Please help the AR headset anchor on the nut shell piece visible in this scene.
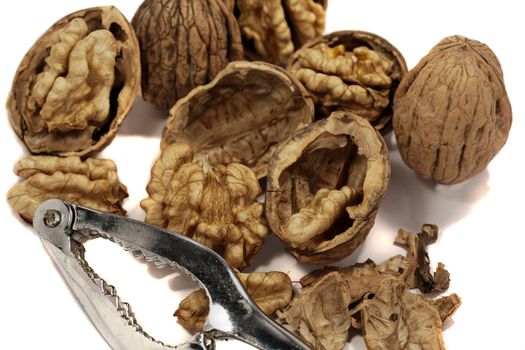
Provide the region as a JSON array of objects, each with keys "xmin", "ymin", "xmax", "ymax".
[
  {"xmin": 393, "ymin": 35, "xmax": 512, "ymax": 184},
  {"xmin": 7, "ymin": 155, "xmax": 128, "ymax": 222},
  {"xmin": 131, "ymin": 0, "xmax": 243, "ymax": 109},
  {"xmin": 266, "ymin": 111, "xmax": 390, "ymax": 264},
  {"xmin": 7, "ymin": 7, "xmax": 141, "ymax": 157},
  {"xmin": 288, "ymin": 30, "xmax": 407, "ymax": 131},
  {"xmin": 162, "ymin": 61, "xmax": 314, "ymax": 179}
]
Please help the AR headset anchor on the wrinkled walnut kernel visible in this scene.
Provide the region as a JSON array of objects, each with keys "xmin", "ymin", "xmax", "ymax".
[
  {"xmin": 141, "ymin": 143, "xmax": 268, "ymax": 269},
  {"xmin": 7, "ymin": 7, "xmax": 140, "ymax": 157},
  {"xmin": 7, "ymin": 155, "xmax": 128, "ymax": 222}
]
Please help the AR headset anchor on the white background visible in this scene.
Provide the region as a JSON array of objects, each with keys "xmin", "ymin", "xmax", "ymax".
[{"xmin": 1, "ymin": 1, "xmax": 524, "ymax": 349}]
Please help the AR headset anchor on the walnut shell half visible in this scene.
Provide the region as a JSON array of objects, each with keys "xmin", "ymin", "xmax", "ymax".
[
  {"xmin": 7, "ymin": 7, "xmax": 141, "ymax": 157},
  {"xmin": 266, "ymin": 112, "xmax": 390, "ymax": 264},
  {"xmin": 162, "ymin": 61, "xmax": 314, "ymax": 179},
  {"xmin": 288, "ymin": 30, "xmax": 407, "ymax": 132}
]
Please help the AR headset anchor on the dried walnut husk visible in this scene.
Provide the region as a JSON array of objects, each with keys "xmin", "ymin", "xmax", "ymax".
[
  {"xmin": 162, "ymin": 61, "xmax": 314, "ymax": 179},
  {"xmin": 7, "ymin": 7, "xmax": 140, "ymax": 157},
  {"xmin": 141, "ymin": 143, "xmax": 268, "ymax": 269},
  {"xmin": 393, "ymin": 35, "xmax": 512, "ymax": 184},
  {"xmin": 266, "ymin": 111, "xmax": 390, "ymax": 264},
  {"xmin": 235, "ymin": 0, "xmax": 327, "ymax": 65},
  {"xmin": 288, "ymin": 30, "xmax": 407, "ymax": 131},
  {"xmin": 176, "ymin": 271, "xmax": 292, "ymax": 332},
  {"xmin": 132, "ymin": 0, "xmax": 243, "ymax": 109},
  {"xmin": 7, "ymin": 155, "xmax": 128, "ymax": 222}
]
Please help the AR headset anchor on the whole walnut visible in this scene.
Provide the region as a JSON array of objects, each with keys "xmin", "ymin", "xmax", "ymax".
[
  {"xmin": 393, "ymin": 35, "xmax": 512, "ymax": 184},
  {"xmin": 132, "ymin": 0, "xmax": 243, "ymax": 109},
  {"xmin": 7, "ymin": 7, "xmax": 141, "ymax": 157}
]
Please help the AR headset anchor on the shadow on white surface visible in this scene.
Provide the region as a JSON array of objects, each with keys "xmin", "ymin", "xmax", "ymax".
[{"xmin": 118, "ymin": 98, "xmax": 168, "ymax": 137}]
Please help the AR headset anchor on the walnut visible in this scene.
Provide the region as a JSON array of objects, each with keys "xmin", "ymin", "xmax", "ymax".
[
  {"xmin": 277, "ymin": 271, "xmax": 351, "ymax": 350},
  {"xmin": 7, "ymin": 7, "xmax": 141, "ymax": 157},
  {"xmin": 175, "ymin": 271, "xmax": 292, "ymax": 332},
  {"xmin": 162, "ymin": 61, "xmax": 314, "ymax": 179},
  {"xmin": 131, "ymin": 0, "xmax": 243, "ymax": 109},
  {"xmin": 235, "ymin": 0, "xmax": 327, "ymax": 65},
  {"xmin": 266, "ymin": 111, "xmax": 390, "ymax": 264},
  {"xmin": 288, "ymin": 30, "xmax": 408, "ymax": 131},
  {"xmin": 7, "ymin": 155, "xmax": 128, "ymax": 222},
  {"xmin": 141, "ymin": 143, "xmax": 268, "ymax": 269},
  {"xmin": 393, "ymin": 35, "xmax": 512, "ymax": 184}
]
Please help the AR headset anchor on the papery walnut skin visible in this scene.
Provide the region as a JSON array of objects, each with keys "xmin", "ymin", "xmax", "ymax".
[
  {"xmin": 141, "ymin": 143, "xmax": 268, "ymax": 269},
  {"xmin": 288, "ymin": 30, "xmax": 407, "ymax": 131},
  {"xmin": 7, "ymin": 155, "xmax": 127, "ymax": 222},
  {"xmin": 132, "ymin": 0, "xmax": 243, "ymax": 110},
  {"xmin": 237, "ymin": 0, "xmax": 327, "ymax": 65},
  {"xmin": 393, "ymin": 35, "xmax": 512, "ymax": 184},
  {"xmin": 7, "ymin": 7, "xmax": 140, "ymax": 157},
  {"xmin": 162, "ymin": 61, "xmax": 314, "ymax": 179},
  {"xmin": 266, "ymin": 111, "xmax": 390, "ymax": 264}
]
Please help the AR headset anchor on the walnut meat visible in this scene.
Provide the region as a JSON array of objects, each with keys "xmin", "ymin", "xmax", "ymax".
[
  {"xmin": 266, "ymin": 112, "xmax": 390, "ymax": 264},
  {"xmin": 7, "ymin": 7, "xmax": 141, "ymax": 157},
  {"xmin": 236, "ymin": 0, "xmax": 327, "ymax": 65},
  {"xmin": 393, "ymin": 35, "xmax": 512, "ymax": 184},
  {"xmin": 175, "ymin": 271, "xmax": 292, "ymax": 332},
  {"xmin": 7, "ymin": 155, "xmax": 128, "ymax": 222},
  {"xmin": 131, "ymin": 0, "xmax": 243, "ymax": 109},
  {"xmin": 162, "ymin": 61, "xmax": 314, "ymax": 179},
  {"xmin": 288, "ymin": 30, "xmax": 408, "ymax": 131},
  {"xmin": 141, "ymin": 143, "xmax": 268, "ymax": 269}
]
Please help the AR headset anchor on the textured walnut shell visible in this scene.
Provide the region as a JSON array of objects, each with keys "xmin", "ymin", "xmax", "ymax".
[
  {"xmin": 162, "ymin": 61, "xmax": 314, "ymax": 179},
  {"xmin": 393, "ymin": 35, "xmax": 512, "ymax": 184},
  {"xmin": 235, "ymin": 0, "xmax": 327, "ymax": 65},
  {"xmin": 131, "ymin": 0, "xmax": 243, "ymax": 109},
  {"xmin": 266, "ymin": 112, "xmax": 390, "ymax": 264},
  {"xmin": 288, "ymin": 30, "xmax": 407, "ymax": 131},
  {"xmin": 7, "ymin": 7, "xmax": 140, "ymax": 157}
]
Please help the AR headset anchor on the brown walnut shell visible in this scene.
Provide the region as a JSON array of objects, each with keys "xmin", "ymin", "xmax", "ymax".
[
  {"xmin": 288, "ymin": 30, "xmax": 407, "ymax": 132},
  {"xmin": 162, "ymin": 61, "xmax": 315, "ymax": 179},
  {"xmin": 266, "ymin": 111, "xmax": 390, "ymax": 264},
  {"xmin": 7, "ymin": 7, "xmax": 140, "ymax": 157},
  {"xmin": 132, "ymin": 0, "xmax": 243, "ymax": 109},
  {"xmin": 393, "ymin": 35, "xmax": 512, "ymax": 184},
  {"xmin": 235, "ymin": 0, "xmax": 327, "ymax": 65}
]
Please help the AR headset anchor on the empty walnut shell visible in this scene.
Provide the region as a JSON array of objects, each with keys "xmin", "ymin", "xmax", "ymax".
[
  {"xmin": 162, "ymin": 61, "xmax": 314, "ymax": 179},
  {"xmin": 393, "ymin": 35, "xmax": 512, "ymax": 184},
  {"xmin": 266, "ymin": 111, "xmax": 390, "ymax": 264},
  {"xmin": 288, "ymin": 30, "xmax": 407, "ymax": 131},
  {"xmin": 235, "ymin": 0, "xmax": 327, "ymax": 65},
  {"xmin": 132, "ymin": 0, "xmax": 243, "ymax": 109},
  {"xmin": 7, "ymin": 7, "xmax": 141, "ymax": 157}
]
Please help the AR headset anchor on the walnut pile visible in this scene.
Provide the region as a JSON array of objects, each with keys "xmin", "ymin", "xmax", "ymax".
[
  {"xmin": 131, "ymin": 0, "xmax": 243, "ymax": 109},
  {"xmin": 278, "ymin": 224, "xmax": 461, "ymax": 350},
  {"xmin": 7, "ymin": 7, "xmax": 141, "ymax": 157},
  {"xmin": 7, "ymin": 155, "xmax": 128, "ymax": 222},
  {"xmin": 393, "ymin": 35, "xmax": 512, "ymax": 184},
  {"xmin": 162, "ymin": 61, "xmax": 314, "ymax": 179},
  {"xmin": 266, "ymin": 111, "xmax": 390, "ymax": 264},
  {"xmin": 234, "ymin": 0, "xmax": 327, "ymax": 65},
  {"xmin": 288, "ymin": 30, "xmax": 407, "ymax": 131},
  {"xmin": 175, "ymin": 271, "xmax": 293, "ymax": 332},
  {"xmin": 141, "ymin": 143, "xmax": 268, "ymax": 269}
]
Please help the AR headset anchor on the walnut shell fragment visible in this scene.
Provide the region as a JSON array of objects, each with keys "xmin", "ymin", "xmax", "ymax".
[
  {"xmin": 288, "ymin": 30, "xmax": 407, "ymax": 131},
  {"xmin": 7, "ymin": 155, "xmax": 128, "ymax": 222},
  {"xmin": 236, "ymin": 0, "xmax": 327, "ymax": 65},
  {"xmin": 131, "ymin": 0, "xmax": 243, "ymax": 109},
  {"xmin": 7, "ymin": 7, "xmax": 141, "ymax": 157},
  {"xmin": 141, "ymin": 143, "xmax": 268, "ymax": 269},
  {"xmin": 162, "ymin": 61, "xmax": 314, "ymax": 179},
  {"xmin": 176, "ymin": 271, "xmax": 292, "ymax": 332},
  {"xmin": 393, "ymin": 35, "xmax": 512, "ymax": 184},
  {"xmin": 266, "ymin": 111, "xmax": 390, "ymax": 264}
]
